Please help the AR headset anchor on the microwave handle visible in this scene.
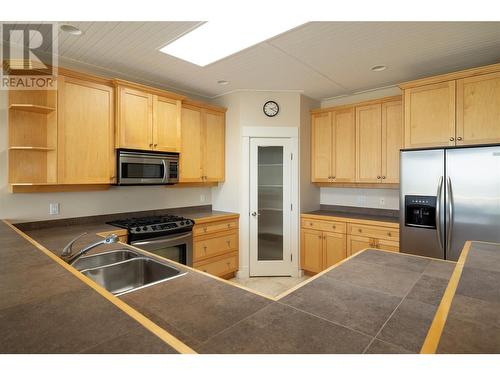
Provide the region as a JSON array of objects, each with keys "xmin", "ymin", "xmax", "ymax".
[{"xmin": 162, "ymin": 159, "xmax": 168, "ymax": 183}]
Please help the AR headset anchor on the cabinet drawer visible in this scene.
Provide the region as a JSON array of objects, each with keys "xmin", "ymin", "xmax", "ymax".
[
  {"xmin": 193, "ymin": 230, "xmax": 238, "ymax": 261},
  {"xmin": 193, "ymin": 219, "xmax": 239, "ymax": 236},
  {"xmin": 301, "ymin": 219, "xmax": 346, "ymax": 234},
  {"xmin": 194, "ymin": 252, "xmax": 238, "ymax": 277},
  {"xmin": 349, "ymin": 223, "xmax": 399, "ymax": 241}
]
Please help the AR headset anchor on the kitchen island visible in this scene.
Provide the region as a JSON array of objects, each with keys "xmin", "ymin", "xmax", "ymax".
[{"xmin": 2, "ymin": 211, "xmax": 494, "ymax": 354}]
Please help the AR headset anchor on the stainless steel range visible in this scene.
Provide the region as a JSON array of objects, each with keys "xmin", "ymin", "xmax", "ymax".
[{"xmin": 107, "ymin": 214, "xmax": 194, "ymax": 266}]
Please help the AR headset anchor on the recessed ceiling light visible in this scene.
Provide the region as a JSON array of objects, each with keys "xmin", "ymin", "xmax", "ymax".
[
  {"xmin": 160, "ymin": 21, "xmax": 305, "ymax": 67},
  {"xmin": 60, "ymin": 24, "xmax": 83, "ymax": 36},
  {"xmin": 217, "ymin": 80, "xmax": 229, "ymax": 85},
  {"xmin": 370, "ymin": 65, "xmax": 387, "ymax": 72}
]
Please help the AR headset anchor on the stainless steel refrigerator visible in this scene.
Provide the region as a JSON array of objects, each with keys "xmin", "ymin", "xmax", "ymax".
[{"xmin": 400, "ymin": 145, "xmax": 500, "ymax": 261}]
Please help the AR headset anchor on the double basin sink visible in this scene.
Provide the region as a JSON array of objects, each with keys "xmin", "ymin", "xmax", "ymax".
[{"xmin": 73, "ymin": 249, "xmax": 185, "ymax": 296}]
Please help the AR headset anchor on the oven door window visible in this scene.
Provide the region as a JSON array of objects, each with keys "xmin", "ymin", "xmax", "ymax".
[
  {"xmin": 145, "ymin": 244, "xmax": 187, "ymax": 264},
  {"xmin": 121, "ymin": 162, "xmax": 164, "ymax": 179}
]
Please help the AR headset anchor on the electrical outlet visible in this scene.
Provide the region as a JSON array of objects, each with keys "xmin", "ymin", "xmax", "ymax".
[
  {"xmin": 49, "ymin": 203, "xmax": 59, "ymax": 215},
  {"xmin": 379, "ymin": 198, "xmax": 385, "ymax": 207}
]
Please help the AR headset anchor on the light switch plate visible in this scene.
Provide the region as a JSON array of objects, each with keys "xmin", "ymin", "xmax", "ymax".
[{"xmin": 49, "ymin": 202, "xmax": 59, "ymax": 215}]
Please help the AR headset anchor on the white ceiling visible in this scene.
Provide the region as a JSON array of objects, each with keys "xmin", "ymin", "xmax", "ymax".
[{"xmin": 2, "ymin": 21, "xmax": 500, "ymax": 100}]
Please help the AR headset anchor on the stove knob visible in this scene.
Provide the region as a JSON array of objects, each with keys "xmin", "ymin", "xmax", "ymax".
[
  {"xmin": 151, "ymin": 225, "xmax": 157, "ymax": 230},
  {"xmin": 180, "ymin": 221, "xmax": 185, "ymax": 226},
  {"xmin": 143, "ymin": 226, "xmax": 148, "ymax": 231},
  {"xmin": 136, "ymin": 227, "xmax": 141, "ymax": 232}
]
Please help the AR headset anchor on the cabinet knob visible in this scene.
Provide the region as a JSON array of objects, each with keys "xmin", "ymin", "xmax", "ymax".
[
  {"xmin": 377, "ymin": 176, "xmax": 381, "ymax": 179},
  {"xmin": 358, "ymin": 229, "xmax": 362, "ymax": 233},
  {"xmin": 382, "ymin": 176, "xmax": 386, "ymax": 179},
  {"xmin": 203, "ymin": 227, "xmax": 208, "ymax": 232},
  {"xmin": 449, "ymin": 137, "xmax": 455, "ymax": 141},
  {"xmin": 149, "ymin": 143, "xmax": 153, "ymax": 147},
  {"xmin": 226, "ymin": 261, "xmax": 230, "ymax": 267},
  {"xmin": 154, "ymin": 143, "xmax": 158, "ymax": 147},
  {"xmin": 387, "ymin": 232, "xmax": 392, "ymax": 236},
  {"xmin": 457, "ymin": 137, "xmax": 463, "ymax": 141},
  {"xmin": 310, "ymin": 222, "xmax": 313, "ymax": 226},
  {"xmin": 226, "ymin": 240, "xmax": 231, "ymax": 247},
  {"xmin": 332, "ymin": 225, "xmax": 336, "ymax": 229},
  {"xmin": 318, "ymin": 235, "xmax": 322, "ymax": 239},
  {"xmin": 227, "ymin": 224, "xmax": 231, "ymax": 228},
  {"xmin": 203, "ymin": 246, "xmax": 207, "ymax": 253}
]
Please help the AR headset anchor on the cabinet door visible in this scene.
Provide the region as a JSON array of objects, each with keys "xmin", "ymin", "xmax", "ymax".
[
  {"xmin": 332, "ymin": 108, "xmax": 355, "ymax": 182},
  {"xmin": 117, "ymin": 87, "xmax": 152, "ymax": 150},
  {"xmin": 457, "ymin": 72, "xmax": 500, "ymax": 145},
  {"xmin": 301, "ymin": 229, "xmax": 324, "ymax": 273},
  {"xmin": 376, "ymin": 239, "xmax": 400, "ymax": 252},
  {"xmin": 180, "ymin": 106, "xmax": 203, "ymax": 182},
  {"xmin": 381, "ymin": 100, "xmax": 403, "ymax": 183},
  {"xmin": 356, "ymin": 104, "xmax": 382, "ymax": 183},
  {"xmin": 323, "ymin": 232, "xmax": 347, "ymax": 269},
  {"xmin": 58, "ymin": 76, "xmax": 114, "ymax": 184},
  {"xmin": 347, "ymin": 235, "xmax": 372, "ymax": 257},
  {"xmin": 153, "ymin": 95, "xmax": 181, "ymax": 152},
  {"xmin": 404, "ymin": 81, "xmax": 456, "ymax": 148},
  {"xmin": 311, "ymin": 112, "xmax": 332, "ymax": 182},
  {"xmin": 204, "ymin": 110, "xmax": 225, "ymax": 182}
]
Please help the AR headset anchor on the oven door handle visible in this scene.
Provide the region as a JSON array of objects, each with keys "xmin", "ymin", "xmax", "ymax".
[{"xmin": 131, "ymin": 232, "xmax": 192, "ymax": 246}]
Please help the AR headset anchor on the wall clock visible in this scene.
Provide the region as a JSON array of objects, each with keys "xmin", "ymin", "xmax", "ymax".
[{"xmin": 263, "ymin": 100, "xmax": 279, "ymax": 117}]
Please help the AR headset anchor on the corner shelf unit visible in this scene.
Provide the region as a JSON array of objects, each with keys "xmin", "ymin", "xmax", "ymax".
[{"xmin": 8, "ymin": 89, "xmax": 58, "ymax": 185}]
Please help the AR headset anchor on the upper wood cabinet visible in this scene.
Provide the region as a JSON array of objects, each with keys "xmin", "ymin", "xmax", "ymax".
[
  {"xmin": 311, "ymin": 107, "xmax": 355, "ymax": 183},
  {"xmin": 115, "ymin": 80, "xmax": 184, "ymax": 152},
  {"xmin": 456, "ymin": 71, "xmax": 500, "ymax": 145},
  {"xmin": 312, "ymin": 96, "xmax": 402, "ymax": 186},
  {"xmin": 356, "ymin": 100, "xmax": 402, "ymax": 184},
  {"xmin": 403, "ymin": 81, "xmax": 456, "ymax": 148},
  {"xmin": 180, "ymin": 102, "xmax": 226, "ymax": 183},
  {"xmin": 400, "ymin": 63, "xmax": 500, "ymax": 149},
  {"xmin": 382, "ymin": 100, "xmax": 403, "ymax": 183},
  {"xmin": 356, "ymin": 104, "xmax": 382, "ymax": 183},
  {"xmin": 153, "ymin": 95, "xmax": 181, "ymax": 152},
  {"xmin": 58, "ymin": 75, "xmax": 115, "ymax": 184}
]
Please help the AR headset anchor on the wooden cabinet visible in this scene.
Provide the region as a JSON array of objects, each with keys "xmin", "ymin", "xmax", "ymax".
[
  {"xmin": 401, "ymin": 63, "xmax": 500, "ymax": 149},
  {"xmin": 403, "ymin": 81, "xmax": 456, "ymax": 148},
  {"xmin": 311, "ymin": 97, "xmax": 401, "ymax": 186},
  {"xmin": 115, "ymin": 80, "xmax": 183, "ymax": 152},
  {"xmin": 311, "ymin": 107, "xmax": 355, "ymax": 183},
  {"xmin": 382, "ymin": 100, "xmax": 403, "ymax": 183},
  {"xmin": 356, "ymin": 104, "xmax": 382, "ymax": 183},
  {"xmin": 347, "ymin": 222, "xmax": 400, "ymax": 256},
  {"xmin": 456, "ymin": 71, "xmax": 500, "ymax": 145},
  {"xmin": 57, "ymin": 75, "xmax": 115, "ymax": 184},
  {"xmin": 193, "ymin": 216, "xmax": 239, "ymax": 279},
  {"xmin": 153, "ymin": 95, "xmax": 181, "ymax": 152},
  {"xmin": 180, "ymin": 102, "xmax": 226, "ymax": 183},
  {"xmin": 301, "ymin": 214, "xmax": 399, "ymax": 273},
  {"xmin": 301, "ymin": 221, "xmax": 347, "ymax": 274},
  {"xmin": 355, "ymin": 99, "xmax": 403, "ymax": 184}
]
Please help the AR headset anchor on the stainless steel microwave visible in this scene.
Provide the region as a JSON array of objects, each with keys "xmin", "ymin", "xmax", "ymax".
[{"xmin": 117, "ymin": 149, "xmax": 179, "ymax": 185}]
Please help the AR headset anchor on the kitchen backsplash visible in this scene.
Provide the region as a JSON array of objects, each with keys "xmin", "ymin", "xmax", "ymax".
[{"xmin": 320, "ymin": 187, "xmax": 399, "ymax": 210}]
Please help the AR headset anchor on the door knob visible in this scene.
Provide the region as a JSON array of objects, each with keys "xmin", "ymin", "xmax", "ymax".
[{"xmin": 251, "ymin": 212, "xmax": 260, "ymax": 217}]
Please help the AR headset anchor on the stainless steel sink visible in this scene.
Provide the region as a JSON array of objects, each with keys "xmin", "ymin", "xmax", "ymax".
[
  {"xmin": 72, "ymin": 249, "xmax": 139, "ymax": 271},
  {"xmin": 81, "ymin": 257, "xmax": 185, "ymax": 296}
]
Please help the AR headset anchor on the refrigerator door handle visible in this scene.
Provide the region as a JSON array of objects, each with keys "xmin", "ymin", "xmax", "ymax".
[
  {"xmin": 446, "ymin": 176, "xmax": 454, "ymax": 258},
  {"xmin": 435, "ymin": 176, "xmax": 444, "ymax": 252}
]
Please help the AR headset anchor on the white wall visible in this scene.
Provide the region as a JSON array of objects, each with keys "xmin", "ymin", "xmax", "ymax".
[
  {"xmin": 0, "ymin": 86, "xmax": 211, "ymax": 223},
  {"xmin": 319, "ymin": 86, "xmax": 401, "ymax": 211},
  {"xmin": 299, "ymin": 95, "xmax": 320, "ymax": 212},
  {"xmin": 320, "ymin": 188, "xmax": 399, "ymax": 210}
]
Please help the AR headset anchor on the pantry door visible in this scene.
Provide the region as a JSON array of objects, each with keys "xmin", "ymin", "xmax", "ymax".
[{"xmin": 249, "ymin": 138, "xmax": 293, "ymax": 276}]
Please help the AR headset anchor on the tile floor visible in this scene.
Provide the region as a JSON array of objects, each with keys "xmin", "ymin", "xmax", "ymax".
[{"xmin": 229, "ymin": 275, "xmax": 310, "ymax": 297}]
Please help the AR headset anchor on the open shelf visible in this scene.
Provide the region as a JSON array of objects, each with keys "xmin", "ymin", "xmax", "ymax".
[
  {"xmin": 9, "ymin": 104, "xmax": 56, "ymax": 114},
  {"xmin": 258, "ymin": 184, "xmax": 283, "ymax": 188},
  {"xmin": 9, "ymin": 146, "xmax": 55, "ymax": 151}
]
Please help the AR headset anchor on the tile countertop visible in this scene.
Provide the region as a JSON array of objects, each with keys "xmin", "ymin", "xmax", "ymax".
[
  {"xmin": 302, "ymin": 205, "xmax": 400, "ymax": 225},
  {"xmin": 2, "ymin": 210, "xmax": 467, "ymax": 354},
  {"xmin": 435, "ymin": 241, "xmax": 500, "ymax": 353}
]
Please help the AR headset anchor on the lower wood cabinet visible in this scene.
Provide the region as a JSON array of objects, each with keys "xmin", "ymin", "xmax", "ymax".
[
  {"xmin": 192, "ymin": 216, "xmax": 239, "ymax": 279},
  {"xmin": 301, "ymin": 214, "xmax": 399, "ymax": 274}
]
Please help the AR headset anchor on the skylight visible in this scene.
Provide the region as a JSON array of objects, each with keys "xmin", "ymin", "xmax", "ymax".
[{"xmin": 159, "ymin": 21, "xmax": 305, "ymax": 67}]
